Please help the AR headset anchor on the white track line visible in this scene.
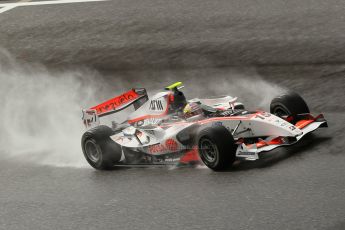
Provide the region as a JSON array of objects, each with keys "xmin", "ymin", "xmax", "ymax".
[
  {"xmin": 0, "ymin": 0, "xmax": 30, "ymax": 13},
  {"xmin": 0, "ymin": 0, "xmax": 107, "ymax": 7},
  {"xmin": 0, "ymin": 0, "xmax": 108, "ymax": 14},
  {"xmin": 0, "ymin": 6, "xmax": 17, "ymax": 13}
]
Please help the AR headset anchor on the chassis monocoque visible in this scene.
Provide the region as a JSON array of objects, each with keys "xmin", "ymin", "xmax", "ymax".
[{"xmin": 81, "ymin": 82, "xmax": 327, "ymax": 171}]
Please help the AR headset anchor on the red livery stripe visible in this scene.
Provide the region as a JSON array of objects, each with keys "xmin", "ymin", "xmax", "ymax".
[{"xmin": 91, "ymin": 89, "xmax": 139, "ymax": 115}]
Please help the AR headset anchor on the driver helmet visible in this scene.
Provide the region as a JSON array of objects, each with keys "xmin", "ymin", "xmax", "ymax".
[{"xmin": 183, "ymin": 102, "xmax": 202, "ymax": 118}]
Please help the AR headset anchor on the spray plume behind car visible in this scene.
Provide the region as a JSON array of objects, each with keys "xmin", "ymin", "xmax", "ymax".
[{"xmin": 0, "ymin": 48, "xmax": 289, "ymax": 168}]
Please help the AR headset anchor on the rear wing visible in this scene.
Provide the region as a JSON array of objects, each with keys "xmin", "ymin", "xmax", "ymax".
[{"xmin": 82, "ymin": 88, "xmax": 148, "ymax": 128}]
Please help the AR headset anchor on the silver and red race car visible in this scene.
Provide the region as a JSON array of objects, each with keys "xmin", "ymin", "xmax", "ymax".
[{"xmin": 81, "ymin": 82, "xmax": 327, "ymax": 171}]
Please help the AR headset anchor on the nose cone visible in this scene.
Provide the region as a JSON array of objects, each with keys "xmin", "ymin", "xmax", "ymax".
[{"xmin": 251, "ymin": 112, "xmax": 303, "ymax": 137}]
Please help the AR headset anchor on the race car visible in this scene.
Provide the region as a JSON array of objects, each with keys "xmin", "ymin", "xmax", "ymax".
[{"xmin": 81, "ymin": 82, "xmax": 327, "ymax": 171}]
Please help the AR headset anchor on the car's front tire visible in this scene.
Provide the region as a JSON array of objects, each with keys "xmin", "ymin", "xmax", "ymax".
[
  {"xmin": 270, "ymin": 91, "xmax": 310, "ymax": 118},
  {"xmin": 197, "ymin": 126, "xmax": 237, "ymax": 171},
  {"xmin": 81, "ymin": 125, "xmax": 122, "ymax": 170}
]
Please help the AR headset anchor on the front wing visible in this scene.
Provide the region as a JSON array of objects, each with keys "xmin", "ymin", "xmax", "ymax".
[{"xmin": 236, "ymin": 114, "xmax": 327, "ymax": 160}]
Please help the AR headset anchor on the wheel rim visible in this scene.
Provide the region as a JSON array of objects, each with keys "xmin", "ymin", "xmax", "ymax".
[
  {"xmin": 85, "ymin": 139, "xmax": 101, "ymax": 163},
  {"xmin": 199, "ymin": 138, "xmax": 218, "ymax": 163},
  {"xmin": 273, "ymin": 107, "xmax": 290, "ymax": 117}
]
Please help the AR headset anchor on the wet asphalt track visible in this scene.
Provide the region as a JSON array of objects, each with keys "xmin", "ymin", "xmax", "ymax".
[{"xmin": 1, "ymin": 0, "xmax": 345, "ymax": 229}]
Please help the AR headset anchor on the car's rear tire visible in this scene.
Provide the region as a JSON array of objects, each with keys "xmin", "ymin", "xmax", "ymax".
[
  {"xmin": 81, "ymin": 125, "xmax": 122, "ymax": 170},
  {"xmin": 197, "ymin": 126, "xmax": 237, "ymax": 171},
  {"xmin": 270, "ymin": 91, "xmax": 310, "ymax": 118}
]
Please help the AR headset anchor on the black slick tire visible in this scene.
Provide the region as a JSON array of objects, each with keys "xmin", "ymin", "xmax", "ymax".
[
  {"xmin": 197, "ymin": 126, "xmax": 237, "ymax": 171},
  {"xmin": 270, "ymin": 92, "xmax": 310, "ymax": 118},
  {"xmin": 81, "ymin": 125, "xmax": 122, "ymax": 170}
]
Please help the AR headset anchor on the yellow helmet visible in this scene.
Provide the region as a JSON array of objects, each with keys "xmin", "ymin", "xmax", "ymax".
[
  {"xmin": 183, "ymin": 103, "xmax": 193, "ymax": 114},
  {"xmin": 183, "ymin": 102, "xmax": 202, "ymax": 117}
]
